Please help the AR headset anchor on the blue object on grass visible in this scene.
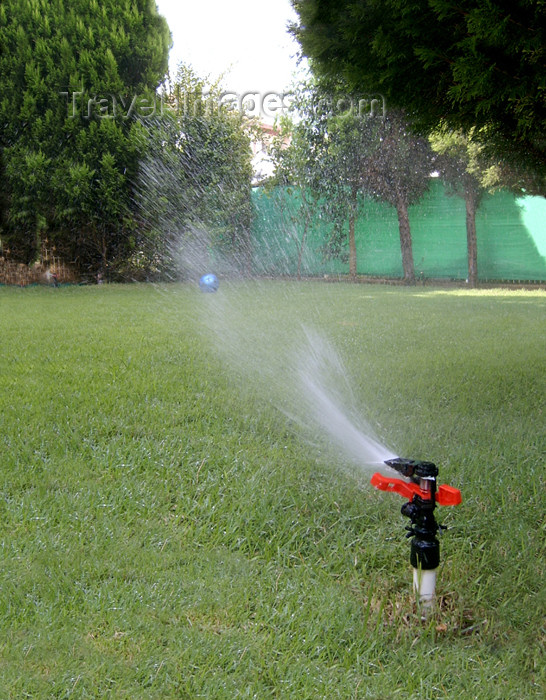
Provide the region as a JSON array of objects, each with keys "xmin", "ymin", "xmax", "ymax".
[{"xmin": 199, "ymin": 273, "xmax": 219, "ymax": 292}]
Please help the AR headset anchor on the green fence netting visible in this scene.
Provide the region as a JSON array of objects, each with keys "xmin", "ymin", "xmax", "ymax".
[{"xmin": 250, "ymin": 180, "xmax": 546, "ymax": 282}]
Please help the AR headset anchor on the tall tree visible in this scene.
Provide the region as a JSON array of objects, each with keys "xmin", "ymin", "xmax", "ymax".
[
  {"xmin": 291, "ymin": 0, "xmax": 546, "ymax": 192},
  {"xmin": 322, "ymin": 107, "xmax": 378, "ymax": 278},
  {"xmin": 135, "ymin": 65, "xmax": 254, "ymax": 279},
  {"xmin": 270, "ymin": 79, "xmax": 434, "ymax": 282},
  {"xmin": 430, "ymin": 129, "xmax": 487, "ymax": 287},
  {"xmin": 366, "ymin": 111, "xmax": 436, "ymax": 283},
  {"xmin": 267, "ymin": 119, "xmax": 319, "ymax": 279},
  {"xmin": 270, "ymin": 78, "xmax": 380, "ymax": 278},
  {"xmin": 0, "ymin": 0, "xmax": 171, "ymax": 272}
]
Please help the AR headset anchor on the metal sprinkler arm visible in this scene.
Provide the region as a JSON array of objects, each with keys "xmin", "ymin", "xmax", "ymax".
[{"xmin": 384, "ymin": 457, "xmax": 438, "ymax": 482}]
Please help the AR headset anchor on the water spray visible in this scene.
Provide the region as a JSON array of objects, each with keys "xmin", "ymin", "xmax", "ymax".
[{"xmin": 371, "ymin": 458, "xmax": 461, "ymax": 613}]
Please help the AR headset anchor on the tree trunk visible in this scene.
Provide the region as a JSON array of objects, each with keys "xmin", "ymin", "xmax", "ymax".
[
  {"xmin": 297, "ymin": 218, "xmax": 308, "ymax": 280},
  {"xmin": 297, "ymin": 192, "xmax": 311, "ymax": 280},
  {"xmin": 101, "ymin": 232, "xmax": 108, "ymax": 280},
  {"xmin": 465, "ymin": 193, "xmax": 478, "ymax": 287},
  {"xmin": 35, "ymin": 223, "xmax": 41, "ymax": 264},
  {"xmin": 243, "ymin": 228, "xmax": 253, "ymax": 276},
  {"xmin": 348, "ymin": 187, "xmax": 357, "ymax": 279},
  {"xmin": 396, "ymin": 197, "xmax": 415, "ymax": 283},
  {"xmin": 232, "ymin": 220, "xmax": 253, "ymax": 276}
]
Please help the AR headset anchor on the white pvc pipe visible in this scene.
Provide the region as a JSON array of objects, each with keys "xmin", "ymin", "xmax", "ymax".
[{"xmin": 413, "ymin": 567, "xmax": 437, "ymax": 612}]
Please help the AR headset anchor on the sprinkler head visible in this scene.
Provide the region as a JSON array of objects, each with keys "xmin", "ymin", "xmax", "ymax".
[
  {"xmin": 384, "ymin": 457, "xmax": 438, "ymax": 482},
  {"xmin": 371, "ymin": 457, "xmax": 462, "ymax": 611}
]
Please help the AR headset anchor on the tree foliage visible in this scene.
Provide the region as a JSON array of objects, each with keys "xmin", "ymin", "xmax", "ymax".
[
  {"xmin": 273, "ymin": 78, "xmax": 380, "ymax": 277},
  {"xmin": 267, "ymin": 85, "xmax": 330, "ymax": 277},
  {"xmin": 134, "ymin": 66, "xmax": 254, "ymax": 279},
  {"xmin": 270, "ymin": 78, "xmax": 434, "ymax": 282},
  {"xmin": 0, "ymin": 0, "xmax": 171, "ymax": 273},
  {"xmin": 365, "ymin": 111, "xmax": 435, "ymax": 282},
  {"xmin": 291, "ymin": 0, "xmax": 546, "ymax": 192}
]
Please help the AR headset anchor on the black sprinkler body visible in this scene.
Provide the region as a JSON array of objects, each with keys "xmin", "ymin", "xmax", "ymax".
[
  {"xmin": 385, "ymin": 458, "xmax": 441, "ymax": 571},
  {"xmin": 371, "ymin": 458, "xmax": 462, "ymax": 609}
]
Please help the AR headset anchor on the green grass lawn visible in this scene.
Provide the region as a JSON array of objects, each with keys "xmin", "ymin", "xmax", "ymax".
[{"xmin": 0, "ymin": 282, "xmax": 544, "ymax": 699}]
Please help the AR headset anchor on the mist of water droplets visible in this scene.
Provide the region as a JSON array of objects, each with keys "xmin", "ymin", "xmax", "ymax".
[{"xmin": 137, "ymin": 137, "xmax": 396, "ymax": 472}]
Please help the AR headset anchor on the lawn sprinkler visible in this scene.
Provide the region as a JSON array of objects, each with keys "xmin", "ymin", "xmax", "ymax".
[
  {"xmin": 371, "ymin": 458, "xmax": 461, "ymax": 613},
  {"xmin": 199, "ymin": 273, "xmax": 219, "ymax": 293}
]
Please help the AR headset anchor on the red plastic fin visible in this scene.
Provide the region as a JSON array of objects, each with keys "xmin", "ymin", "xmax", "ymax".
[
  {"xmin": 370, "ymin": 472, "xmax": 424, "ymax": 500},
  {"xmin": 370, "ymin": 473, "xmax": 462, "ymax": 506},
  {"xmin": 436, "ymin": 484, "xmax": 462, "ymax": 506}
]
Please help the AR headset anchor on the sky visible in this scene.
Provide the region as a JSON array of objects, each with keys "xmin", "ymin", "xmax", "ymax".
[{"xmin": 154, "ymin": 0, "xmax": 303, "ymax": 97}]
